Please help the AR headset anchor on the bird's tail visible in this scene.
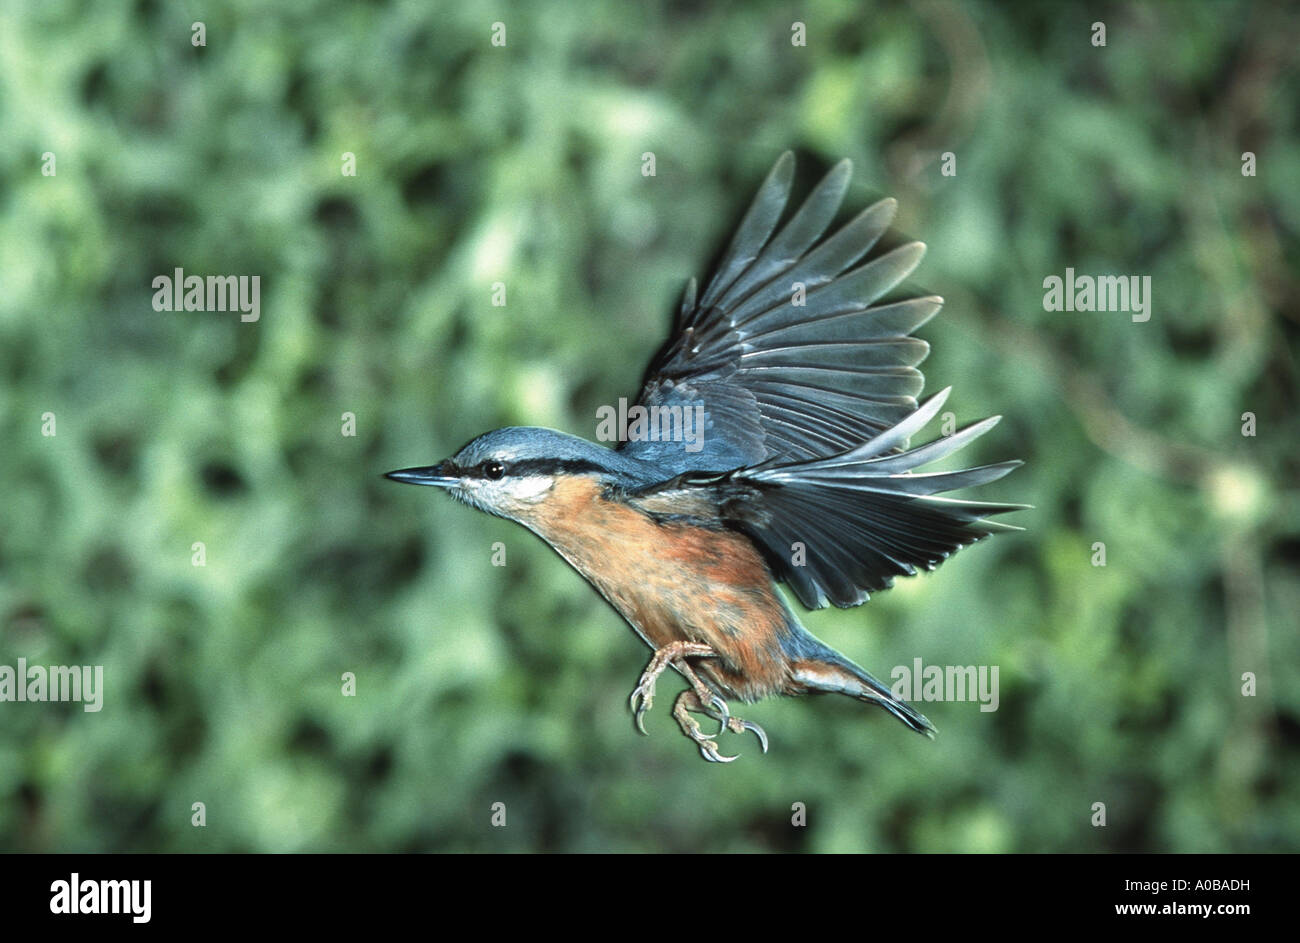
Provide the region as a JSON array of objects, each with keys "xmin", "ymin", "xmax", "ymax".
[{"xmin": 784, "ymin": 629, "xmax": 935, "ymax": 737}]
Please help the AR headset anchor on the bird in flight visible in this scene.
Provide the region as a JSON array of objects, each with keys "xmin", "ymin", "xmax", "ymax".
[{"xmin": 386, "ymin": 152, "xmax": 1024, "ymax": 761}]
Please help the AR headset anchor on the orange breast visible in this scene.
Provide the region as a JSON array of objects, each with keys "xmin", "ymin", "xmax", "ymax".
[{"xmin": 518, "ymin": 476, "xmax": 793, "ymax": 700}]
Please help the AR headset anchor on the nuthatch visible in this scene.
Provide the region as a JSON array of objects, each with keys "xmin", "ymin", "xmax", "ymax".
[{"xmin": 387, "ymin": 153, "xmax": 1024, "ymax": 761}]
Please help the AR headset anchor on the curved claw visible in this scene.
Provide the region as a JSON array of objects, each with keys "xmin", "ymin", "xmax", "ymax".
[
  {"xmin": 698, "ymin": 740, "xmax": 739, "ymax": 763},
  {"xmin": 629, "ymin": 683, "xmax": 653, "ymax": 735},
  {"xmin": 735, "ymin": 718, "xmax": 769, "ymax": 753},
  {"xmin": 708, "ymin": 694, "xmax": 730, "ymax": 737}
]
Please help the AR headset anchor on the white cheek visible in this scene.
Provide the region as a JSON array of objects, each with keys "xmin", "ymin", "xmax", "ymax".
[{"xmin": 505, "ymin": 475, "xmax": 555, "ymax": 503}]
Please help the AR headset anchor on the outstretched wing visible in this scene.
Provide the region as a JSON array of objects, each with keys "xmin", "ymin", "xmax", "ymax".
[
  {"xmin": 619, "ymin": 151, "xmax": 941, "ymax": 476},
  {"xmin": 722, "ymin": 388, "xmax": 1025, "ymax": 608},
  {"xmin": 629, "ymin": 389, "xmax": 1026, "ymax": 610}
]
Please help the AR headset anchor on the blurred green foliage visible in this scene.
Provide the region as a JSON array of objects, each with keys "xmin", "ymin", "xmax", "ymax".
[{"xmin": 1, "ymin": 0, "xmax": 1297, "ymax": 853}]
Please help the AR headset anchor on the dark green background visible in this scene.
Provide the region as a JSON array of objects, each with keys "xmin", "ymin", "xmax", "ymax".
[{"xmin": 1, "ymin": 0, "xmax": 1296, "ymax": 852}]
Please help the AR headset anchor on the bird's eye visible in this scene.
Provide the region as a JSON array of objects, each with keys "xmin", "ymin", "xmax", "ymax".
[{"xmin": 482, "ymin": 461, "xmax": 506, "ymax": 480}]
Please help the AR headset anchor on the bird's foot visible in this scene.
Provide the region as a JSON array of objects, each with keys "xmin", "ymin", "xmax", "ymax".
[
  {"xmin": 673, "ymin": 690, "xmax": 736, "ymax": 762},
  {"xmin": 629, "ymin": 641, "xmax": 718, "ymax": 735},
  {"xmin": 672, "ymin": 689, "xmax": 768, "ymax": 762},
  {"xmin": 722, "ymin": 715, "xmax": 770, "ymax": 754}
]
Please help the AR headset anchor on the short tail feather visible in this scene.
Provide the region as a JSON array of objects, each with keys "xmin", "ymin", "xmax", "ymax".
[{"xmin": 788, "ymin": 636, "xmax": 936, "ymax": 737}]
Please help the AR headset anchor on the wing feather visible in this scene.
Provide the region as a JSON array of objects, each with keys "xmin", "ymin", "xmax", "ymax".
[{"xmin": 624, "ymin": 153, "xmax": 939, "ymax": 473}]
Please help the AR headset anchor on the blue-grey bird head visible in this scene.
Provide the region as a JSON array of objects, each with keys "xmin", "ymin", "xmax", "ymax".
[{"xmin": 384, "ymin": 426, "xmax": 657, "ymax": 521}]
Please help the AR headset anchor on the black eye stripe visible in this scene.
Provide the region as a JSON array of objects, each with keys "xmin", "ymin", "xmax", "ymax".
[
  {"xmin": 463, "ymin": 458, "xmax": 603, "ymax": 479},
  {"xmin": 510, "ymin": 458, "xmax": 603, "ymax": 477}
]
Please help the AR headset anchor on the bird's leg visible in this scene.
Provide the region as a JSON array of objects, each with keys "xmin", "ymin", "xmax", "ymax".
[
  {"xmin": 694, "ymin": 699, "xmax": 769, "ymax": 755},
  {"xmin": 663, "ymin": 657, "xmax": 768, "ymax": 757},
  {"xmin": 671, "ymin": 688, "xmax": 769, "ymax": 760},
  {"xmin": 674, "ymin": 690, "xmax": 749, "ymax": 763},
  {"xmin": 629, "ymin": 641, "xmax": 727, "ymax": 735}
]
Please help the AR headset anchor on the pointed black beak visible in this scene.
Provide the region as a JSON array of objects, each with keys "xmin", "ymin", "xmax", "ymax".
[{"xmin": 383, "ymin": 461, "xmax": 459, "ymax": 488}]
